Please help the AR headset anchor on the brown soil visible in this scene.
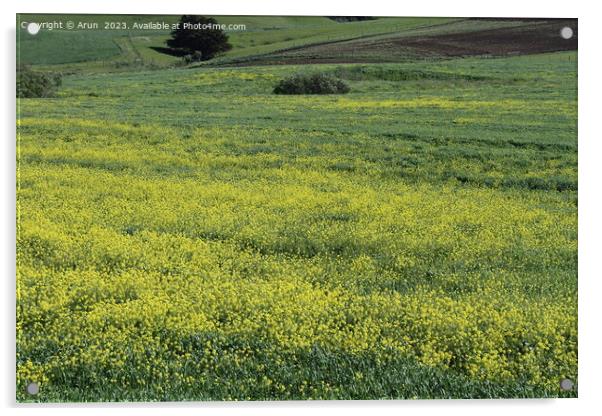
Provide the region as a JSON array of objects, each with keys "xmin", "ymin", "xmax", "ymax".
[
  {"xmin": 222, "ymin": 19, "xmax": 577, "ymax": 66},
  {"xmin": 394, "ymin": 19, "xmax": 577, "ymax": 57}
]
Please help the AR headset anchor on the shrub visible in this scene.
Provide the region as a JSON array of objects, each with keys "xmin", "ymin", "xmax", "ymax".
[
  {"xmin": 332, "ymin": 66, "xmax": 489, "ymax": 82},
  {"xmin": 17, "ymin": 66, "xmax": 62, "ymax": 98},
  {"xmin": 182, "ymin": 51, "xmax": 204, "ymax": 64},
  {"xmin": 327, "ymin": 17, "xmax": 377, "ymax": 22},
  {"xmin": 273, "ymin": 73, "xmax": 350, "ymax": 95}
]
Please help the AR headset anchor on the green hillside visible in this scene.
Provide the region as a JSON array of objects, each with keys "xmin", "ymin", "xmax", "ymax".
[{"xmin": 18, "ymin": 15, "xmax": 458, "ymax": 72}]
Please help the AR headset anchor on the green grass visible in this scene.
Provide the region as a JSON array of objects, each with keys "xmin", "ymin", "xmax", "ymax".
[
  {"xmin": 18, "ymin": 15, "xmax": 464, "ymax": 72},
  {"xmin": 17, "ymin": 50, "xmax": 577, "ymax": 401},
  {"xmin": 18, "ymin": 14, "xmax": 574, "ymax": 74},
  {"xmin": 207, "ymin": 18, "xmax": 534, "ymax": 65},
  {"xmin": 33, "ymin": 342, "xmax": 556, "ymax": 401},
  {"xmin": 17, "ymin": 15, "xmax": 179, "ymax": 66},
  {"xmin": 216, "ymin": 17, "xmax": 456, "ymax": 59},
  {"xmin": 19, "ymin": 15, "xmax": 562, "ymax": 73}
]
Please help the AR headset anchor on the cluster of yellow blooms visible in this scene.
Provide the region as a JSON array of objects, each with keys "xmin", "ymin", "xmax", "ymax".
[
  {"xmin": 16, "ymin": 55, "xmax": 577, "ymax": 399},
  {"xmin": 17, "ymin": 123, "xmax": 576, "ymax": 398}
]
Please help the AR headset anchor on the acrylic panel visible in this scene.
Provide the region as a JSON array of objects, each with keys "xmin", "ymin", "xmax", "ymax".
[{"xmin": 16, "ymin": 14, "xmax": 578, "ymax": 402}]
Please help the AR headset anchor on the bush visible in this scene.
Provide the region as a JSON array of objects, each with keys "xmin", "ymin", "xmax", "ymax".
[
  {"xmin": 17, "ymin": 66, "xmax": 62, "ymax": 98},
  {"xmin": 182, "ymin": 51, "xmax": 204, "ymax": 64},
  {"xmin": 273, "ymin": 73, "xmax": 350, "ymax": 95},
  {"xmin": 327, "ymin": 17, "xmax": 377, "ymax": 22}
]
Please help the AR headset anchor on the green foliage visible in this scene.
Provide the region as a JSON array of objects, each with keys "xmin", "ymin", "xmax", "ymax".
[
  {"xmin": 167, "ymin": 16, "xmax": 232, "ymax": 60},
  {"xmin": 273, "ymin": 73, "xmax": 350, "ymax": 95},
  {"xmin": 17, "ymin": 66, "xmax": 61, "ymax": 98},
  {"xmin": 181, "ymin": 51, "xmax": 204, "ymax": 64}
]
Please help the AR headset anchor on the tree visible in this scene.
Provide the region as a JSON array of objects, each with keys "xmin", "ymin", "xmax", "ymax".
[{"xmin": 167, "ymin": 16, "xmax": 232, "ymax": 60}]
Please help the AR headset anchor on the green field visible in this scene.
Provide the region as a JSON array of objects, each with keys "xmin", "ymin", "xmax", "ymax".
[
  {"xmin": 18, "ymin": 15, "xmax": 464, "ymax": 72},
  {"xmin": 17, "ymin": 16, "xmax": 577, "ymax": 402}
]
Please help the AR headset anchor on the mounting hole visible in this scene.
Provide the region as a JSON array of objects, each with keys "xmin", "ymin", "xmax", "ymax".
[
  {"xmin": 26, "ymin": 23, "xmax": 40, "ymax": 35},
  {"xmin": 560, "ymin": 27, "xmax": 574, "ymax": 40},
  {"xmin": 560, "ymin": 378, "xmax": 574, "ymax": 391},
  {"xmin": 26, "ymin": 382, "xmax": 39, "ymax": 395}
]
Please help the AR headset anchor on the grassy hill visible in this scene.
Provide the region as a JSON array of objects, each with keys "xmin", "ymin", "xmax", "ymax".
[
  {"xmin": 18, "ymin": 15, "xmax": 459, "ymax": 72},
  {"xmin": 18, "ymin": 15, "xmax": 577, "ymax": 73},
  {"xmin": 210, "ymin": 19, "xmax": 578, "ymax": 65}
]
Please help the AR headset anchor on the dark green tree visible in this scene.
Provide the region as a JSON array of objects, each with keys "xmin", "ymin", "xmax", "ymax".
[{"xmin": 167, "ymin": 16, "xmax": 232, "ymax": 60}]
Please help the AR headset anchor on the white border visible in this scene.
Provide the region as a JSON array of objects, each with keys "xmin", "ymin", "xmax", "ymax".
[{"xmin": 3, "ymin": 1, "xmax": 601, "ymax": 415}]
